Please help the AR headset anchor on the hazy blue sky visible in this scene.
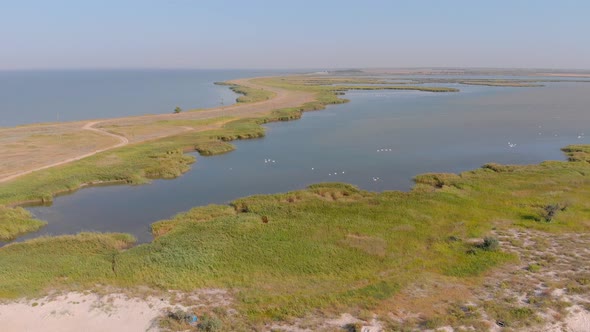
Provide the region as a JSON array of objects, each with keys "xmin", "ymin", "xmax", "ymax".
[{"xmin": 2, "ymin": 1, "xmax": 589, "ymax": 70}]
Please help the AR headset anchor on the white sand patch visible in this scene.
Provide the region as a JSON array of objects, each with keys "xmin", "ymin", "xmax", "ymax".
[
  {"xmin": 270, "ymin": 312, "xmax": 384, "ymax": 331},
  {"xmin": 564, "ymin": 305, "xmax": 590, "ymax": 332},
  {"xmin": 0, "ymin": 292, "xmax": 183, "ymax": 332},
  {"xmin": 537, "ymin": 305, "xmax": 590, "ymax": 332},
  {"xmin": 325, "ymin": 312, "xmax": 360, "ymax": 326}
]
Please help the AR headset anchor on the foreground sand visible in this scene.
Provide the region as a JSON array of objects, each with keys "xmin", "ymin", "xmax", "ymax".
[
  {"xmin": 0, "ymin": 291, "xmax": 385, "ymax": 332},
  {"xmin": 0, "ymin": 292, "xmax": 174, "ymax": 332},
  {"xmin": 0, "ymin": 291, "xmax": 587, "ymax": 332}
]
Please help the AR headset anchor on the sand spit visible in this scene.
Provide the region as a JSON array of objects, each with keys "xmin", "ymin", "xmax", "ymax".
[{"xmin": 0, "ymin": 77, "xmax": 315, "ymax": 184}]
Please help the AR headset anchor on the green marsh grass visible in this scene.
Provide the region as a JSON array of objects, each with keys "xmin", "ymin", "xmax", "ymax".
[
  {"xmin": 1, "ymin": 74, "xmax": 429, "ymax": 207},
  {"xmin": 0, "ymin": 232, "xmax": 135, "ymax": 298},
  {"xmin": 214, "ymin": 82, "xmax": 275, "ymax": 103},
  {"xmin": 0, "ymin": 76, "xmax": 362, "ymax": 241},
  {"xmin": 3, "ymin": 75, "xmax": 589, "ymax": 325},
  {"xmin": 0, "ymin": 206, "xmax": 46, "ymax": 241},
  {"xmin": 3, "ymin": 149, "xmax": 590, "ymax": 320}
]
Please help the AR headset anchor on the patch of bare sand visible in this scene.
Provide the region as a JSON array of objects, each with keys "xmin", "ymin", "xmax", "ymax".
[
  {"xmin": 541, "ymin": 305, "xmax": 590, "ymax": 332},
  {"xmin": 564, "ymin": 306, "xmax": 590, "ymax": 332},
  {"xmin": 0, "ymin": 292, "xmax": 179, "ymax": 332},
  {"xmin": 270, "ymin": 313, "xmax": 383, "ymax": 332},
  {"xmin": 0, "ymin": 288, "xmax": 234, "ymax": 332}
]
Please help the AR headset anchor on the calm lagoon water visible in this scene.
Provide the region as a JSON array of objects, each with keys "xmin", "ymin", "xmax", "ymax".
[
  {"xmin": 0, "ymin": 69, "xmax": 291, "ymax": 127},
  {"xmin": 14, "ymin": 79, "xmax": 590, "ymax": 243}
]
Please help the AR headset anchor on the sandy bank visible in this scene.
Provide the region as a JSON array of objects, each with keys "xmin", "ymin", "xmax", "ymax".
[{"xmin": 0, "ymin": 292, "xmax": 176, "ymax": 332}]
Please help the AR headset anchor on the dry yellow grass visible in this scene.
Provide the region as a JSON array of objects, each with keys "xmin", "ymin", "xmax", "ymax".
[
  {"xmin": 97, "ymin": 117, "xmax": 235, "ymax": 143},
  {"xmin": 0, "ymin": 124, "xmax": 119, "ymax": 180}
]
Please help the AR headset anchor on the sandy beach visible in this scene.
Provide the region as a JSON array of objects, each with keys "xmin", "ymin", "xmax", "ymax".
[
  {"xmin": 0, "ymin": 292, "xmax": 173, "ymax": 332},
  {"xmin": 2, "ymin": 291, "xmax": 587, "ymax": 331}
]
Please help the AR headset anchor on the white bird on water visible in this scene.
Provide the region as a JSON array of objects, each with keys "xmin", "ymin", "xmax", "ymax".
[{"xmin": 508, "ymin": 142, "xmax": 517, "ymax": 148}]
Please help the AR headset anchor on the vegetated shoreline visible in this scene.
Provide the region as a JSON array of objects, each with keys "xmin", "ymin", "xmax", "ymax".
[
  {"xmin": 0, "ymin": 146, "xmax": 589, "ymax": 330},
  {"xmin": 0, "ymin": 80, "xmax": 267, "ymax": 183},
  {"xmin": 2, "ymin": 74, "xmax": 583, "ymax": 242},
  {"xmin": 0, "ymin": 76, "xmax": 463, "ymax": 241},
  {"xmin": 4, "ymin": 74, "xmax": 582, "ymax": 240},
  {"xmin": 10, "ymin": 180, "xmax": 127, "ymax": 208},
  {"xmin": 1, "ymin": 77, "xmax": 590, "ymax": 330},
  {"xmin": 10, "ymin": 85, "xmax": 457, "ymax": 208},
  {"xmin": 0, "ymin": 77, "xmax": 281, "ymax": 201}
]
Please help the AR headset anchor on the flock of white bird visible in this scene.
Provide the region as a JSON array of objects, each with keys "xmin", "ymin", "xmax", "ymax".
[
  {"xmin": 261, "ymin": 158, "xmax": 381, "ymax": 182},
  {"xmin": 509, "ymin": 127, "xmax": 586, "ymax": 149},
  {"xmin": 257, "ymin": 132, "xmax": 586, "ymax": 183}
]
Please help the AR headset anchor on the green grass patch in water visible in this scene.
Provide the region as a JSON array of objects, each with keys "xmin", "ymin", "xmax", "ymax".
[{"xmin": 0, "ymin": 206, "xmax": 46, "ymax": 241}]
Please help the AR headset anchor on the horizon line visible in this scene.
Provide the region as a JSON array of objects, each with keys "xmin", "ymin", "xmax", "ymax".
[{"xmin": 1, "ymin": 66, "xmax": 590, "ymax": 72}]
